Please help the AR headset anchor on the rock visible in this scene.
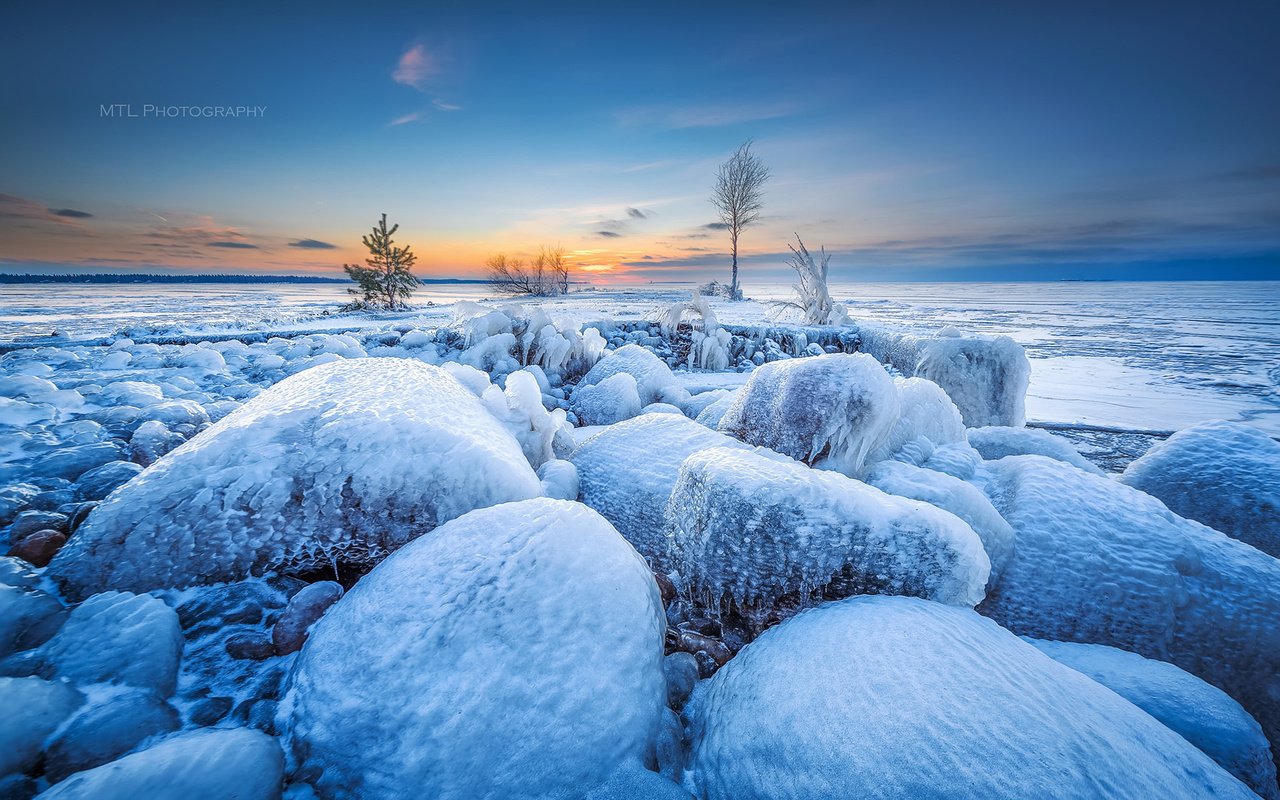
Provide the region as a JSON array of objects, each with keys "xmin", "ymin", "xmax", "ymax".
[
  {"xmin": 30, "ymin": 443, "xmax": 124, "ymax": 482},
  {"xmin": 127, "ymin": 420, "xmax": 183, "ymax": 467},
  {"xmin": 226, "ymin": 632, "xmax": 275, "ymax": 661},
  {"xmin": 0, "ymin": 485, "xmax": 40, "ymax": 527},
  {"xmin": 35, "ymin": 591, "xmax": 182, "ymax": 698},
  {"xmin": 283, "ymin": 499, "xmax": 666, "ymax": 800},
  {"xmin": 968, "ymin": 425, "xmax": 1103, "ymax": 475},
  {"xmin": 572, "ymin": 373, "xmax": 643, "ymax": 426},
  {"xmin": 0, "ymin": 584, "xmax": 66, "ymax": 657},
  {"xmin": 0, "ymin": 557, "xmax": 41, "ymax": 590},
  {"xmin": 135, "ymin": 399, "xmax": 210, "ymax": 429},
  {"xmin": 8, "ymin": 510, "xmax": 67, "ymax": 542},
  {"xmin": 663, "ymin": 652, "xmax": 699, "ymax": 711},
  {"xmin": 73, "ymin": 461, "xmax": 143, "ymax": 502},
  {"xmin": 175, "ymin": 580, "xmax": 287, "ymax": 638},
  {"xmin": 7, "ymin": 529, "xmax": 67, "ymax": 567},
  {"xmin": 44, "ymin": 690, "xmax": 181, "ymax": 783},
  {"xmin": 577, "ymin": 344, "xmax": 680, "ymax": 406},
  {"xmin": 271, "ymin": 582, "xmax": 343, "ymax": 656},
  {"xmin": 0, "ymin": 676, "xmax": 83, "ymax": 777},
  {"xmin": 188, "ymin": 695, "xmax": 233, "ymax": 727},
  {"xmin": 33, "ymin": 728, "xmax": 284, "ymax": 800},
  {"xmin": 64, "ymin": 503, "xmax": 95, "ymax": 534}
]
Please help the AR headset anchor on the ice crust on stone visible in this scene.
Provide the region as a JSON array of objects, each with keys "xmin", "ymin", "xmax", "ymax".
[
  {"xmin": 866, "ymin": 460, "xmax": 1014, "ymax": 581},
  {"xmin": 1121, "ymin": 420, "xmax": 1280, "ymax": 557},
  {"xmin": 48, "ymin": 359, "xmax": 541, "ymax": 597},
  {"xmin": 577, "ymin": 344, "xmax": 682, "ymax": 406},
  {"xmin": 571, "ymin": 415, "xmax": 749, "ymax": 568},
  {"xmin": 978, "ymin": 454, "xmax": 1280, "ymax": 757},
  {"xmin": 34, "ymin": 728, "xmax": 284, "ymax": 800},
  {"xmin": 572, "ymin": 373, "xmax": 643, "ymax": 426},
  {"xmin": 865, "ymin": 376, "xmax": 966, "ymax": 467},
  {"xmin": 858, "ymin": 327, "xmax": 1030, "ymax": 427},
  {"xmin": 282, "ymin": 499, "xmax": 667, "ymax": 800},
  {"xmin": 1028, "ymin": 638, "xmax": 1278, "ymax": 798},
  {"xmin": 683, "ymin": 595, "xmax": 1254, "ymax": 800},
  {"xmin": 718, "ymin": 353, "xmax": 898, "ymax": 478},
  {"xmin": 667, "ymin": 447, "xmax": 989, "ymax": 621},
  {"xmin": 0, "ymin": 676, "xmax": 83, "ymax": 778},
  {"xmin": 967, "ymin": 425, "xmax": 1103, "ymax": 474}
]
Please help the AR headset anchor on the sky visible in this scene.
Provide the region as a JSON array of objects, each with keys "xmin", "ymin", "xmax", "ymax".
[{"xmin": 1, "ymin": 0, "xmax": 1277, "ymax": 283}]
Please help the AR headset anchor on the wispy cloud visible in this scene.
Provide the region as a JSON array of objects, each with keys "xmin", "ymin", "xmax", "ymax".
[
  {"xmin": 432, "ymin": 100, "xmax": 462, "ymax": 112},
  {"xmin": 49, "ymin": 207, "xmax": 93, "ymax": 219},
  {"xmin": 388, "ymin": 111, "xmax": 424, "ymax": 127},
  {"xmin": 626, "ymin": 207, "xmax": 649, "ymax": 219},
  {"xmin": 614, "ymin": 102, "xmax": 799, "ymax": 130},
  {"xmin": 0, "ymin": 194, "xmax": 90, "ymax": 227},
  {"xmin": 392, "ymin": 44, "xmax": 439, "ymax": 91},
  {"xmin": 288, "ymin": 238, "xmax": 337, "ymax": 249},
  {"xmin": 208, "ymin": 241, "xmax": 259, "ymax": 249},
  {"xmin": 596, "ymin": 230, "xmax": 622, "ymax": 238}
]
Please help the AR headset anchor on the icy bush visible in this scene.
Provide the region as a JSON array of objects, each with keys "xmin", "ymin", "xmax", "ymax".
[
  {"xmin": 571, "ymin": 415, "xmax": 749, "ymax": 569},
  {"xmin": 1120, "ymin": 420, "xmax": 1280, "ymax": 558},
  {"xmin": 48, "ymin": 359, "xmax": 541, "ymax": 598},
  {"xmin": 452, "ymin": 302, "xmax": 605, "ymax": 380},
  {"xmin": 1028, "ymin": 639, "xmax": 1278, "ymax": 798},
  {"xmin": 979, "ymin": 455, "xmax": 1280, "ymax": 756},
  {"xmin": 968, "ymin": 425, "xmax": 1102, "ymax": 475},
  {"xmin": 776, "ymin": 236, "xmax": 849, "ymax": 326},
  {"xmin": 282, "ymin": 499, "xmax": 667, "ymax": 800},
  {"xmin": 577, "ymin": 344, "xmax": 681, "ymax": 406},
  {"xmin": 685, "ymin": 596, "xmax": 1254, "ymax": 800},
  {"xmin": 667, "ymin": 447, "xmax": 989, "ymax": 625},
  {"xmin": 718, "ymin": 353, "xmax": 898, "ymax": 478},
  {"xmin": 480, "ymin": 368, "xmax": 571, "ymax": 468}
]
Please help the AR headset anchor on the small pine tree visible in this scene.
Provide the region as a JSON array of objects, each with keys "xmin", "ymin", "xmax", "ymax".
[{"xmin": 343, "ymin": 213, "xmax": 420, "ymax": 310}]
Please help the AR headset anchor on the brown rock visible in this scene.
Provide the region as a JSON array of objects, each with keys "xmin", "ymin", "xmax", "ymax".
[{"xmin": 8, "ymin": 529, "xmax": 67, "ymax": 567}]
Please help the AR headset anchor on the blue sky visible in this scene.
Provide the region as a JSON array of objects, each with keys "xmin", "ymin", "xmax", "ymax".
[{"xmin": 1, "ymin": 0, "xmax": 1277, "ymax": 281}]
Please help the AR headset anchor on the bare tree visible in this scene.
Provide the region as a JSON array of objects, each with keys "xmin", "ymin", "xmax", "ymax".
[
  {"xmin": 710, "ymin": 139, "xmax": 770, "ymax": 300},
  {"xmin": 486, "ymin": 245, "xmax": 569, "ymax": 296}
]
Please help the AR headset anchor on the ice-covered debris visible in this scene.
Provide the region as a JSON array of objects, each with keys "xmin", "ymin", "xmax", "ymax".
[
  {"xmin": 98, "ymin": 380, "xmax": 163, "ymax": 408},
  {"xmin": 537, "ymin": 459, "xmax": 579, "ymax": 501},
  {"xmin": 135, "ymin": 399, "xmax": 209, "ymax": 429},
  {"xmin": 0, "ymin": 677, "xmax": 82, "ymax": 778},
  {"xmin": 680, "ymin": 390, "xmax": 730, "ymax": 421},
  {"xmin": 173, "ymin": 344, "xmax": 226, "ymax": 373},
  {"xmin": 0, "ymin": 396, "xmax": 57, "ymax": 427},
  {"xmin": 572, "ymin": 415, "xmax": 749, "ymax": 568},
  {"xmin": 282, "ymin": 499, "xmax": 667, "ymax": 800},
  {"xmin": 31, "ymin": 442, "xmax": 123, "ymax": 482},
  {"xmin": 978, "ymin": 455, "xmax": 1280, "ymax": 756},
  {"xmin": 668, "ymin": 448, "xmax": 988, "ymax": 625},
  {"xmin": 693, "ymin": 392, "xmax": 738, "ymax": 430},
  {"xmin": 271, "ymin": 581, "xmax": 343, "ymax": 656},
  {"xmin": 968, "ymin": 425, "xmax": 1102, "ymax": 474},
  {"xmin": 578, "ymin": 344, "xmax": 681, "ymax": 406},
  {"xmin": 865, "ymin": 377, "xmax": 966, "ymax": 467},
  {"xmin": 74, "ymin": 460, "xmax": 142, "ymax": 501},
  {"xmin": 440, "ymin": 360, "xmax": 492, "ymax": 396},
  {"xmin": 859, "ymin": 327, "xmax": 1030, "ymax": 427},
  {"xmin": 44, "ymin": 688, "xmax": 181, "ymax": 783},
  {"xmin": 127, "ymin": 420, "xmax": 184, "ymax": 467},
  {"xmin": 1120, "ymin": 420, "xmax": 1280, "ymax": 558},
  {"xmin": 1028, "ymin": 639, "xmax": 1278, "ymax": 798},
  {"xmin": 642, "ymin": 402, "xmax": 684, "ymax": 416},
  {"xmin": 866, "ymin": 460, "xmax": 1014, "ymax": 582},
  {"xmin": 34, "ymin": 591, "xmax": 182, "ymax": 698},
  {"xmin": 684, "ymin": 596, "xmax": 1255, "ymax": 800},
  {"xmin": 921, "ymin": 440, "xmax": 984, "ymax": 480},
  {"xmin": 48, "ymin": 359, "xmax": 541, "ymax": 597},
  {"xmin": 572, "ymin": 373, "xmax": 643, "ymax": 426},
  {"xmin": 0, "ymin": 584, "xmax": 66, "ymax": 657},
  {"xmin": 718, "ymin": 353, "xmax": 898, "ymax": 478},
  {"xmin": 481, "ymin": 368, "xmax": 572, "ymax": 468},
  {"xmin": 34, "ymin": 728, "xmax": 284, "ymax": 800}
]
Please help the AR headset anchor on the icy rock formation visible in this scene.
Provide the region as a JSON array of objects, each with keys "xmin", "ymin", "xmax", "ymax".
[
  {"xmin": 968, "ymin": 425, "xmax": 1102, "ymax": 475},
  {"xmin": 577, "ymin": 344, "xmax": 681, "ymax": 406},
  {"xmin": 0, "ymin": 676, "xmax": 83, "ymax": 777},
  {"xmin": 865, "ymin": 377, "xmax": 966, "ymax": 467},
  {"xmin": 282, "ymin": 499, "xmax": 667, "ymax": 800},
  {"xmin": 480, "ymin": 369, "xmax": 571, "ymax": 469},
  {"xmin": 859, "ymin": 327, "xmax": 1029, "ymax": 427},
  {"xmin": 537, "ymin": 459, "xmax": 579, "ymax": 501},
  {"xmin": 1028, "ymin": 639, "xmax": 1278, "ymax": 798},
  {"xmin": 34, "ymin": 728, "xmax": 284, "ymax": 800},
  {"xmin": 693, "ymin": 392, "xmax": 738, "ymax": 430},
  {"xmin": 571, "ymin": 415, "xmax": 748, "ymax": 568},
  {"xmin": 0, "ymin": 583, "xmax": 66, "ymax": 657},
  {"xmin": 667, "ymin": 448, "xmax": 988, "ymax": 623},
  {"xmin": 866, "ymin": 460, "xmax": 1014, "ymax": 582},
  {"xmin": 1120, "ymin": 420, "xmax": 1280, "ymax": 558},
  {"xmin": 48, "ymin": 359, "xmax": 541, "ymax": 597},
  {"xmin": 979, "ymin": 455, "xmax": 1280, "ymax": 757},
  {"xmin": 43, "ymin": 688, "xmax": 181, "ymax": 783},
  {"xmin": 572, "ymin": 373, "xmax": 643, "ymax": 426},
  {"xmin": 718, "ymin": 353, "xmax": 898, "ymax": 478},
  {"xmin": 684, "ymin": 596, "xmax": 1254, "ymax": 800},
  {"xmin": 33, "ymin": 591, "xmax": 182, "ymax": 698}
]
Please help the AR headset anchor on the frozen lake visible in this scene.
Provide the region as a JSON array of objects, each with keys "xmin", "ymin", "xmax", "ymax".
[{"xmin": 2, "ymin": 279, "xmax": 1276, "ymax": 437}]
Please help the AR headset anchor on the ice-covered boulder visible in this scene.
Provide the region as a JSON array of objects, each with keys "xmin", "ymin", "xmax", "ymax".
[
  {"xmin": 667, "ymin": 448, "xmax": 988, "ymax": 625},
  {"xmin": 1120, "ymin": 420, "xmax": 1280, "ymax": 558},
  {"xmin": 0, "ymin": 584, "xmax": 66, "ymax": 657},
  {"xmin": 717, "ymin": 353, "xmax": 898, "ymax": 478},
  {"xmin": 864, "ymin": 377, "xmax": 966, "ymax": 466},
  {"xmin": 967, "ymin": 425, "xmax": 1102, "ymax": 474},
  {"xmin": 43, "ymin": 688, "xmax": 181, "ymax": 783},
  {"xmin": 1028, "ymin": 639, "xmax": 1278, "ymax": 798},
  {"xmin": 866, "ymin": 460, "xmax": 1014, "ymax": 581},
  {"xmin": 684, "ymin": 596, "xmax": 1253, "ymax": 800},
  {"xmin": 577, "ymin": 344, "xmax": 679, "ymax": 406},
  {"xmin": 859, "ymin": 327, "xmax": 1029, "ymax": 427},
  {"xmin": 0, "ymin": 676, "xmax": 83, "ymax": 777},
  {"xmin": 34, "ymin": 728, "xmax": 284, "ymax": 800},
  {"xmin": 979, "ymin": 455, "xmax": 1280, "ymax": 757},
  {"xmin": 572, "ymin": 373, "xmax": 643, "ymax": 426},
  {"xmin": 693, "ymin": 392, "xmax": 737, "ymax": 429},
  {"xmin": 48, "ymin": 359, "xmax": 541, "ymax": 598},
  {"xmin": 282, "ymin": 499, "xmax": 667, "ymax": 800},
  {"xmin": 571, "ymin": 415, "xmax": 748, "ymax": 568}
]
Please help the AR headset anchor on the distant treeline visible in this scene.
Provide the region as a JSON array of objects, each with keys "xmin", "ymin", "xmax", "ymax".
[{"xmin": 0, "ymin": 273, "xmax": 489, "ymax": 285}]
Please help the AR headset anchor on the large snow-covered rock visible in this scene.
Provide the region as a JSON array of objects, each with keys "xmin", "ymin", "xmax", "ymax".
[
  {"xmin": 859, "ymin": 327, "xmax": 1029, "ymax": 427},
  {"xmin": 717, "ymin": 353, "xmax": 898, "ymax": 478},
  {"xmin": 1028, "ymin": 639, "xmax": 1278, "ymax": 798},
  {"xmin": 572, "ymin": 373, "xmax": 643, "ymax": 426},
  {"xmin": 979, "ymin": 455, "xmax": 1280, "ymax": 756},
  {"xmin": 48, "ymin": 359, "xmax": 541, "ymax": 598},
  {"xmin": 571, "ymin": 415, "xmax": 748, "ymax": 568},
  {"xmin": 684, "ymin": 596, "xmax": 1253, "ymax": 800},
  {"xmin": 577, "ymin": 344, "xmax": 680, "ymax": 406},
  {"xmin": 0, "ymin": 677, "xmax": 83, "ymax": 777},
  {"xmin": 865, "ymin": 377, "xmax": 966, "ymax": 466},
  {"xmin": 666, "ymin": 447, "xmax": 988, "ymax": 624},
  {"xmin": 1120, "ymin": 420, "xmax": 1280, "ymax": 558},
  {"xmin": 34, "ymin": 728, "xmax": 284, "ymax": 800},
  {"xmin": 968, "ymin": 425, "xmax": 1102, "ymax": 475},
  {"xmin": 282, "ymin": 499, "xmax": 667, "ymax": 800}
]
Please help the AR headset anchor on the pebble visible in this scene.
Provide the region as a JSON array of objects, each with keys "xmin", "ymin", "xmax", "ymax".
[
  {"xmin": 272, "ymin": 581, "xmax": 343, "ymax": 655},
  {"xmin": 662, "ymin": 652, "xmax": 699, "ymax": 710},
  {"xmin": 225, "ymin": 632, "xmax": 276, "ymax": 661},
  {"xmin": 7, "ymin": 529, "xmax": 67, "ymax": 567}
]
